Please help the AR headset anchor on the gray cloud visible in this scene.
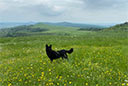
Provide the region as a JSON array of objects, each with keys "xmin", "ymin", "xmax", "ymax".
[
  {"xmin": 81, "ymin": 0, "xmax": 128, "ymax": 10},
  {"xmin": 0, "ymin": 0, "xmax": 128, "ymax": 23},
  {"xmin": 0, "ymin": 0, "xmax": 66, "ymax": 16}
]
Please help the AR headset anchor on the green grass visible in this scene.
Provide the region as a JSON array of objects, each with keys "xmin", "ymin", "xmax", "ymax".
[
  {"xmin": 104, "ymin": 22, "xmax": 128, "ymax": 31},
  {"xmin": 0, "ymin": 23, "xmax": 95, "ymax": 37},
  {"xmin": 0, "ymin": 31, "xmax": 128, "ymax": 86}
]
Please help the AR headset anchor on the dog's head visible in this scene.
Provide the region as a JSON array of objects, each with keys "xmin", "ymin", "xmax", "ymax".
[{"xmin": 46, "ymin": 44, "xmax": 52, "ymax": 51}]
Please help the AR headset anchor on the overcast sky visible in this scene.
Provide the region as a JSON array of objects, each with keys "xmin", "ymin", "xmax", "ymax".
[{"xmin": 0, "ymin": 0, "xmax": 128, "ymax": 23}]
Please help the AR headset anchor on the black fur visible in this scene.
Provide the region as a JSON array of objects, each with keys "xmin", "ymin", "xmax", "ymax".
[{"xmin": 45, "ymin": 44, "xmax": 73, "ymax": 62}]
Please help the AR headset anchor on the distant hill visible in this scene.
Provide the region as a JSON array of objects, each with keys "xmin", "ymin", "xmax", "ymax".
[
  {"xmin": 0, "ymin": 22, "xmax": 108, "ymax": 37},
  {"xmin": 104, "ymin": 22, "xmax": 128, "ymax": 31},
  {"xmin": 43, "ymin": 22, "xmax": 105, "ymax": 28},
  {"xmin": 0, "ymin": 24, "xmax": 49, "ymax": 37},
  {"xmin": 0, "ymin": 22, "xmax": 36, "ymax": 29},
  {"xmin": 0, "ymin": 23, "xmax": 79, "ymax": 37}
]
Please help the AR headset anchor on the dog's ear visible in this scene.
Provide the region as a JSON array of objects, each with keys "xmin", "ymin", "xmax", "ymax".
[
  {"xmin": 49, "ymin": 44, "xmax": 52, "ymax": 48},
  {"xmin": 46, "ymin": 44, "xmax": 48, "ymax": 47}
]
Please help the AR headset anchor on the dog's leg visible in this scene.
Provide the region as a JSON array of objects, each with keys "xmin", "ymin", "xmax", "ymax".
[
  {"xmin": 64, "ymin": 54, "xmax": 68, "ymax": 60},
  {"xmin": 62, "ymin": 56, "xmax": 64, "ymax": 59},
  {"xmin": 50, "ymin": 59, "xmax": 53, "ymax": 63}
]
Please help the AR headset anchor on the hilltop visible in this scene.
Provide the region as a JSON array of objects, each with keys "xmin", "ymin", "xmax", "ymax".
[
  {"xmin": 0, "ymin": 22, "xmax": 36, "ymax": 29},
  {"xmin": 0, "ymin": 22, "xmax": 104, "ymax": 37},
  {"xmin": 104, "ymin": 22, "xmax": 128, "ymax": 31},
  {"xmin": 1, "ymin": 22, "xmax": 127, "ymax": 37},
  {"xmin": 43, "ymin": 22, "xmax": 104, "ymax": 28},
  {"xmin": 0, "ymin": 23, "xmax": 79, "ymax": 37}
]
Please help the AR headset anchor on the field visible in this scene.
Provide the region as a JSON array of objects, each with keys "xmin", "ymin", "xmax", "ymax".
[{"xmin": 0, "ymin": 27, "xmax": 128, "ymax": 86}]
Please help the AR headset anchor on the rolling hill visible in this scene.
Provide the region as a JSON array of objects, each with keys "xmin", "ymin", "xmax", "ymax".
[
  {"xmin": 0, "ymin": 22, "xmax": 103, "ymax": 37},
  {"xmin": 104, "ymin": 22, "xmax": 128, "ymax": 31},
  {"xmin": 43, "ymin": 22, "xmax": 105, "ymax": 28},
  {"xmin": 1, "ymin": 22, "xmax": 127, "ymax": 37},
  {"xmin": 0, "ymin": 22, "xmax": 36, "ymax": 29},
  {"xmin": 0, "ymin": 23, "xmax": 79, "ymax": 37}
]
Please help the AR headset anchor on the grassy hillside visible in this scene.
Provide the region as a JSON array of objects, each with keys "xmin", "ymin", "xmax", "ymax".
[
  {"xmin": 0, "ymin": 22, "xmax": 36, "ymax": 29},
  {"xmin": 104, "ymin": 22, "xmax": 128, "ymax": 31},
  {"xmin": 43, "ymin": 22, "xmax": 105, "ymax": 28},
  {"xmin": 0, "ymin": 22, "xmax": 128, "ymax": 86},
  {"xmin": 0, "ymin": 23, "xmax": 99, "ymax": 37}
]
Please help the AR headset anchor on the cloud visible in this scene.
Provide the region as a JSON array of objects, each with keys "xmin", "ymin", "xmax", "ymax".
[
  {"xmin": 0, "ymin": 0, "xmax": 83, "ymax": 16},
  {"xmin": 81, "ymin": 0, "xmax": 128, "ymax": 10},
  {"xmin": 0, "ymin": 0, "xmax": 128, "ymax": 23}
]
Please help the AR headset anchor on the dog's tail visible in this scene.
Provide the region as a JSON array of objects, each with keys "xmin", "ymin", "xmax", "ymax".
[{"xmin": 66, "ymin": 48, "xmax": 73, "ymax": 54}]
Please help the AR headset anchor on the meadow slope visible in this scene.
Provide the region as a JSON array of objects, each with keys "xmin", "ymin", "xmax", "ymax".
[{"xmin": 0, "ymin": 30, "xmax": 128, "ymax": 86}]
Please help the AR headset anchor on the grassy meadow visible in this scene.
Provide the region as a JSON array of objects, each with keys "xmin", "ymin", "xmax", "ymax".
[{"xmin": 0, "ymin": 24, "xmax": 128, "ymax": 86}]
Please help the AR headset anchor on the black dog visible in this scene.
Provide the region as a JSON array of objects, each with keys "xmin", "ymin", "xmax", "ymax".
[{"xmin": 45, "ymin": 44, "xmax": 73, "ymax": 62}]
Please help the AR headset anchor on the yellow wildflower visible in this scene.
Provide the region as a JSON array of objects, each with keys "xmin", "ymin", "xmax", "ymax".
[
  {"xmin": 69, "ymin": 81, "xmax": 72, "ymax": 84},
  {"xmin": 57, "ymin": 83, "xmax": 59, "ymax": 85},
  {"xmin": 64, "ymin": 84, "xmax": 67, "ymax": 86},
  {"xmin": 49, "ymin": 69, "xmax": 51, "ymax": 71},
  {"xmin": 122, "ymin": 83, "xmax": 125, "ymax": 86},
  {"xmin": 85, "ymin": 83, "xmax": 88, "ymax": 85},
  {"xmin": 42, "ymin": 72, "xmax": 44, "ymax": 76},
  {"xmin": 19, "ymin": 79, "xmax": 22, "ymax": 82},
  {"xmin": 38, "ymin": 79, "xmax": 40, "ymax": 82},
  {"xmin": 109, "ymin": 82, "xmax": 112, "ymax": 85},
  {"xmin": 24, "ymin": 74, "xmax": 27, "ymax": 77},
  {"xmin": 96, "ymin": 84, "xmax": 99, "ymax": 86},
  {"xmin": 8, "ymin": 83, "xmax": 12, "ymax": 86}
]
